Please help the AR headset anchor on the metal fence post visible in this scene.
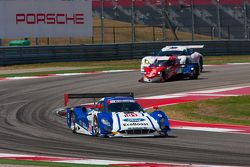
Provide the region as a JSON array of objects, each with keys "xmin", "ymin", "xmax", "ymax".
[
  {"xmin": 160, "ymin": 0, "xmax": 167, "ymax": 41},
  {"xmin": 248, "ymin": 27, "xmax": 250, "ymax": 39},
  {"xmin": 36, "ymin": 38, "xmax": 39, "ymax": 45},
  {"xmin": 131, "ymin": 0, "xmax": 136, "ymax": 42},
  {"xmin": 153, "ymin": 25, "xmax": 156, "ymax": 41},
  {"xmin": 191, "ymin": 0, "xmax": 195, "ymax": 41},
  {"xmin": 216, "ymin": 0, "xmax": 221, "ymax": 39},
  {"xmin": 113, "ymin": 26, "xmax": 116, "ymax": 43},
  {"xmin": 100, "ymin": 0, "xmax": 104, "ymax": 43},
  {"xmin": 244, "ymin": 0, "xmax": 248, "ymax": 39}
]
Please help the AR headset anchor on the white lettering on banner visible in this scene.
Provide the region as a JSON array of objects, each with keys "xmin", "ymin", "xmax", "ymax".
[{"xmin": 0, "ymin": 0, "xmax": 92, "ymax": 38}]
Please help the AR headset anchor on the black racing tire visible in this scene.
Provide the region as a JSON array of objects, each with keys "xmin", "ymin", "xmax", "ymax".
[
  {"xmin": 199, "ymin": 57, "xmax": 203, "ymax": 72},
  {"xmin": 161, "ymin": 71, "xmax": 167, "ymax": 81},
  {"xmin": 93, "ymin": 117, "xmax": 100, "ymax": 136},
  {"xmin": 70, "ymin": 111, "xmax": 76, "ymax": 133},
  {"xmin": 190, "ymin": 68, "xmax": 199, "ymax": 80}
]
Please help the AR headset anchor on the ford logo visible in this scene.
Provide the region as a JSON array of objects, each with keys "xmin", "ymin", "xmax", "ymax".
[{"xmin": 123, "ymin": 118, "xmax": 145, "ymax": 122}]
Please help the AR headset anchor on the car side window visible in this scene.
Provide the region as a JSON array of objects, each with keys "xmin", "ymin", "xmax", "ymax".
[
  {"xmin": 187, "ymin": 49, "xmax": 194, "ymax": 55},
  {"xmin": 182, "ymin": 50, "xmax": 188, "ymax": 55}
]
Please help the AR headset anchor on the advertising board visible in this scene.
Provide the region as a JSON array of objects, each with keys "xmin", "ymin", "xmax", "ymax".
[{"xmin": 0, "ymin": 0, "xmax": 92, "ymax": 38}]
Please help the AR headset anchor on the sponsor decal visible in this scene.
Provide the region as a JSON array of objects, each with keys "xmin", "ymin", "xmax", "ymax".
[
  {"xmin": 123, "ymin": 118, "xmax": 145, "ymax": 122},
  {"xmin": 123, "ymin": 122, "xmax": 149, "ymax": 126},
  {"xmin": 157, "ymin": 114, "xmax": 163, "ymax": 118},
  {"xmin": 79, "ymin": 120, "xmax": 86, "ymax": 129},
  {"xmin": 124, "ymin": 113, "xmax": 138, "ymax": 117}
]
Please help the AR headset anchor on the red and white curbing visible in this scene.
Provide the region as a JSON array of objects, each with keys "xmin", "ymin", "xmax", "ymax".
[
  {"xmin": 0, "ymin": 153, "xmax": 236, "ymax": 167},
  {"xmin": 0, "ymin": 70, "xmax": 136, "ymax": 81},
  {"xmin": 137, "ymin": 86, "xmax": 250, "ymax": 134}
]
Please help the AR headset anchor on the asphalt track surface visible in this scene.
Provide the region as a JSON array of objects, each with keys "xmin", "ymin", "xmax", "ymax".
[{"xmin": 0, "ymin": 64, "xmax": 250, "ymax": 166}]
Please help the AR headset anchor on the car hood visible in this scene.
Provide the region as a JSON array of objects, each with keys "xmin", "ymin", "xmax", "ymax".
[{"xmin": 111, "ymin": 112, "xmax": 160, "ymax": 132}]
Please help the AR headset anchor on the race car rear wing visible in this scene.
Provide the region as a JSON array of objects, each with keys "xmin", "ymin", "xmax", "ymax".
[
  {"xmin": 64, "ymin": 92, "xmax": 134, "ymax": 106},
  {"xmin": 183, "ymin": 45, "xmax": 204, "ymax": 49}
]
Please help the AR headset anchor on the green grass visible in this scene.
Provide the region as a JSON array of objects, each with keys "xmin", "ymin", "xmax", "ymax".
[
  {"xmin": 157, "ymin": 95, "xmax": 250, "ymax": 126},
  {"xmin": 0, "ymin": 55, "xmax": 250, "ymax": 77},
  {"xmin": 204, "ymin": 55, "xmax": 250, "ymax": 65},
  {"xmin": 0, "ymin": 159, "xmax": 114, "ymax": 167}
]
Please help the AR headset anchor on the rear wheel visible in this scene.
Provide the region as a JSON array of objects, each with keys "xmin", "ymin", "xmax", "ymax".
[
  {"xmin": 190, "ymin": 67, "xmax": 199, "ymax": 80},
  {"xmin": 161, "ymin": 71, "xmax": 168, "ymax": 81},
  {"xmin": 93, "ymin": 117, "xmax": 100, "ymax": 136},
  {"xmin": 199, "ymin": 58, "xmax": 203, "ymax": 72},
  {"xmin": 70, "ymin": 111, "xmax": 76, "ymax": 133}
]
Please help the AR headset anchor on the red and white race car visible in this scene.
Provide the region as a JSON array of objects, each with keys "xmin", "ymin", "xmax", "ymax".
[
  {"xmin": 139, "ymin": 56, "xmax": 200, "ymax": 82},
  {"xmin": 141, "ymin": 45, "xmax": 204, "ymax": 73}
]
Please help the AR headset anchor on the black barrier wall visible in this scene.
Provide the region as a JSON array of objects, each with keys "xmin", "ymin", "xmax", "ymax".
[{"xmin": 0, "ymin": 40, "xmax": 250, "ymax": 65}]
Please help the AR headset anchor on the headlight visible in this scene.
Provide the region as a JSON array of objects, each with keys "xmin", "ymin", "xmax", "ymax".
[
  {"xmin": 157, "ymin": 71, "xmax": 161, "ymax": 75},
  {"xmin": 191, "ymin": 67, "xmax": 194, "ymax": 70},
  {"xmin": 101, "ymin": 119, "xmax": 111, "ymax": 127},
  {"xmin": 144, "ymin": 59, "xmax": 150, "ymax": 64}
]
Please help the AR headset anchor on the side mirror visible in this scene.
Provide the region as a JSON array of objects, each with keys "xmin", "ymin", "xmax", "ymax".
[{"xmin": 153, "ymin": 106, "xmax": 159, "ymax": 110}]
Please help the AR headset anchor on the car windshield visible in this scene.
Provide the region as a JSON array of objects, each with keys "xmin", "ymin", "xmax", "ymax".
[
  {"xmin": 158, "ymin": 50, "xmax": 185, "ymax": 56},
  {"xmin": 108, "ymin": 102, "xmax": 144, "ymax": 113},
  {"xmin": 153, "ymin": 60, "xmax": 174, "ymax": 66}
]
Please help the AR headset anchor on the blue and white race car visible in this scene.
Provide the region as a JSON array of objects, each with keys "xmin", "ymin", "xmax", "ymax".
[
  {"xmin": 64, "ymin": 93, "xmax": 170, "ymax": 137},
  {"xmin": 141, "ymin": 45, "xmax": 204, "ymax": 73}
]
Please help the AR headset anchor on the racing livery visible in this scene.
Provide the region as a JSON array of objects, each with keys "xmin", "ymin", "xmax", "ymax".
[
  {"xmin": 139, "ymin": 56, "xmax": 200, "ymax": 82},
  {"xmin": 65, "ymin": 93, "xmax": 170, "ymax": 137},
  {"xmin": 141, "ymin": 45, "xmax": 204, "ymax": 73}
]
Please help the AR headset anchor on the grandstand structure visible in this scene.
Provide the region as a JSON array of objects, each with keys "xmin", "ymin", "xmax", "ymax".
[{"xmin": 92, "ymin": 0, "xmax": 250, "ymax": 40}]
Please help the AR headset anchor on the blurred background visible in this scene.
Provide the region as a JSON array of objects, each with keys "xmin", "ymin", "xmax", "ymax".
[{"xmin": 1, "ymin": 0, "xmax": 250, "ymax": 45}]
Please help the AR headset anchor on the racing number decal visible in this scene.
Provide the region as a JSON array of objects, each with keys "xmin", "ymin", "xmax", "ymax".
[{"xmin": 124, "ymin": 113, "xmax": 138, "ymax": 117}]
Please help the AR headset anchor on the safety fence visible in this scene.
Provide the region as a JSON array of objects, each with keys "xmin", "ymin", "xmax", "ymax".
[{"xmin": 0, "ymin": 40, "xmax": 250, "ymax": 66}]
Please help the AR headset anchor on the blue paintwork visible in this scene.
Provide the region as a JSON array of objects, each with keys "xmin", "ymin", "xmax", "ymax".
[
  {"xmin": 96, "ymin": 112, "xmax": 113, "ymax": 136},
  {"xmin": 182, "ymin": 63, "xmax": 199, "ymax": 75},
  {"xmin": 150, "ymin": 110, "xmax": 171, "ymax": 132},
  {"xmin": 67, "ymin": 106, "xmax": 89, "ymax": 130}
]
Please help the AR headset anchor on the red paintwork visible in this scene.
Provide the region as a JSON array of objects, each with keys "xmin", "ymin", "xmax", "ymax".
[{"xmin": 144, "ymin": 66, "xmax": 164, "ymax": 79}]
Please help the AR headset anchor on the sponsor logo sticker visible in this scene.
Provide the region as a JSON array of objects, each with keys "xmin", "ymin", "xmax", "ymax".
[
  {"xmin": 124, "ymin": 113, "xmax": 138, "ymax": 117},
  {"xmin": 123, "ymin": 118, "xmax": 145, "ymax": 122},
  {"xmin": 123, "ymin": 122, "xmax": 149, "ymax": 126}
]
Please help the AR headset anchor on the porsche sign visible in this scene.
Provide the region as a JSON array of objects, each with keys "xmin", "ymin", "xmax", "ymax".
[{"xmin": 0, "ymin": 0, "xmax": 92, "ymax": 38}]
